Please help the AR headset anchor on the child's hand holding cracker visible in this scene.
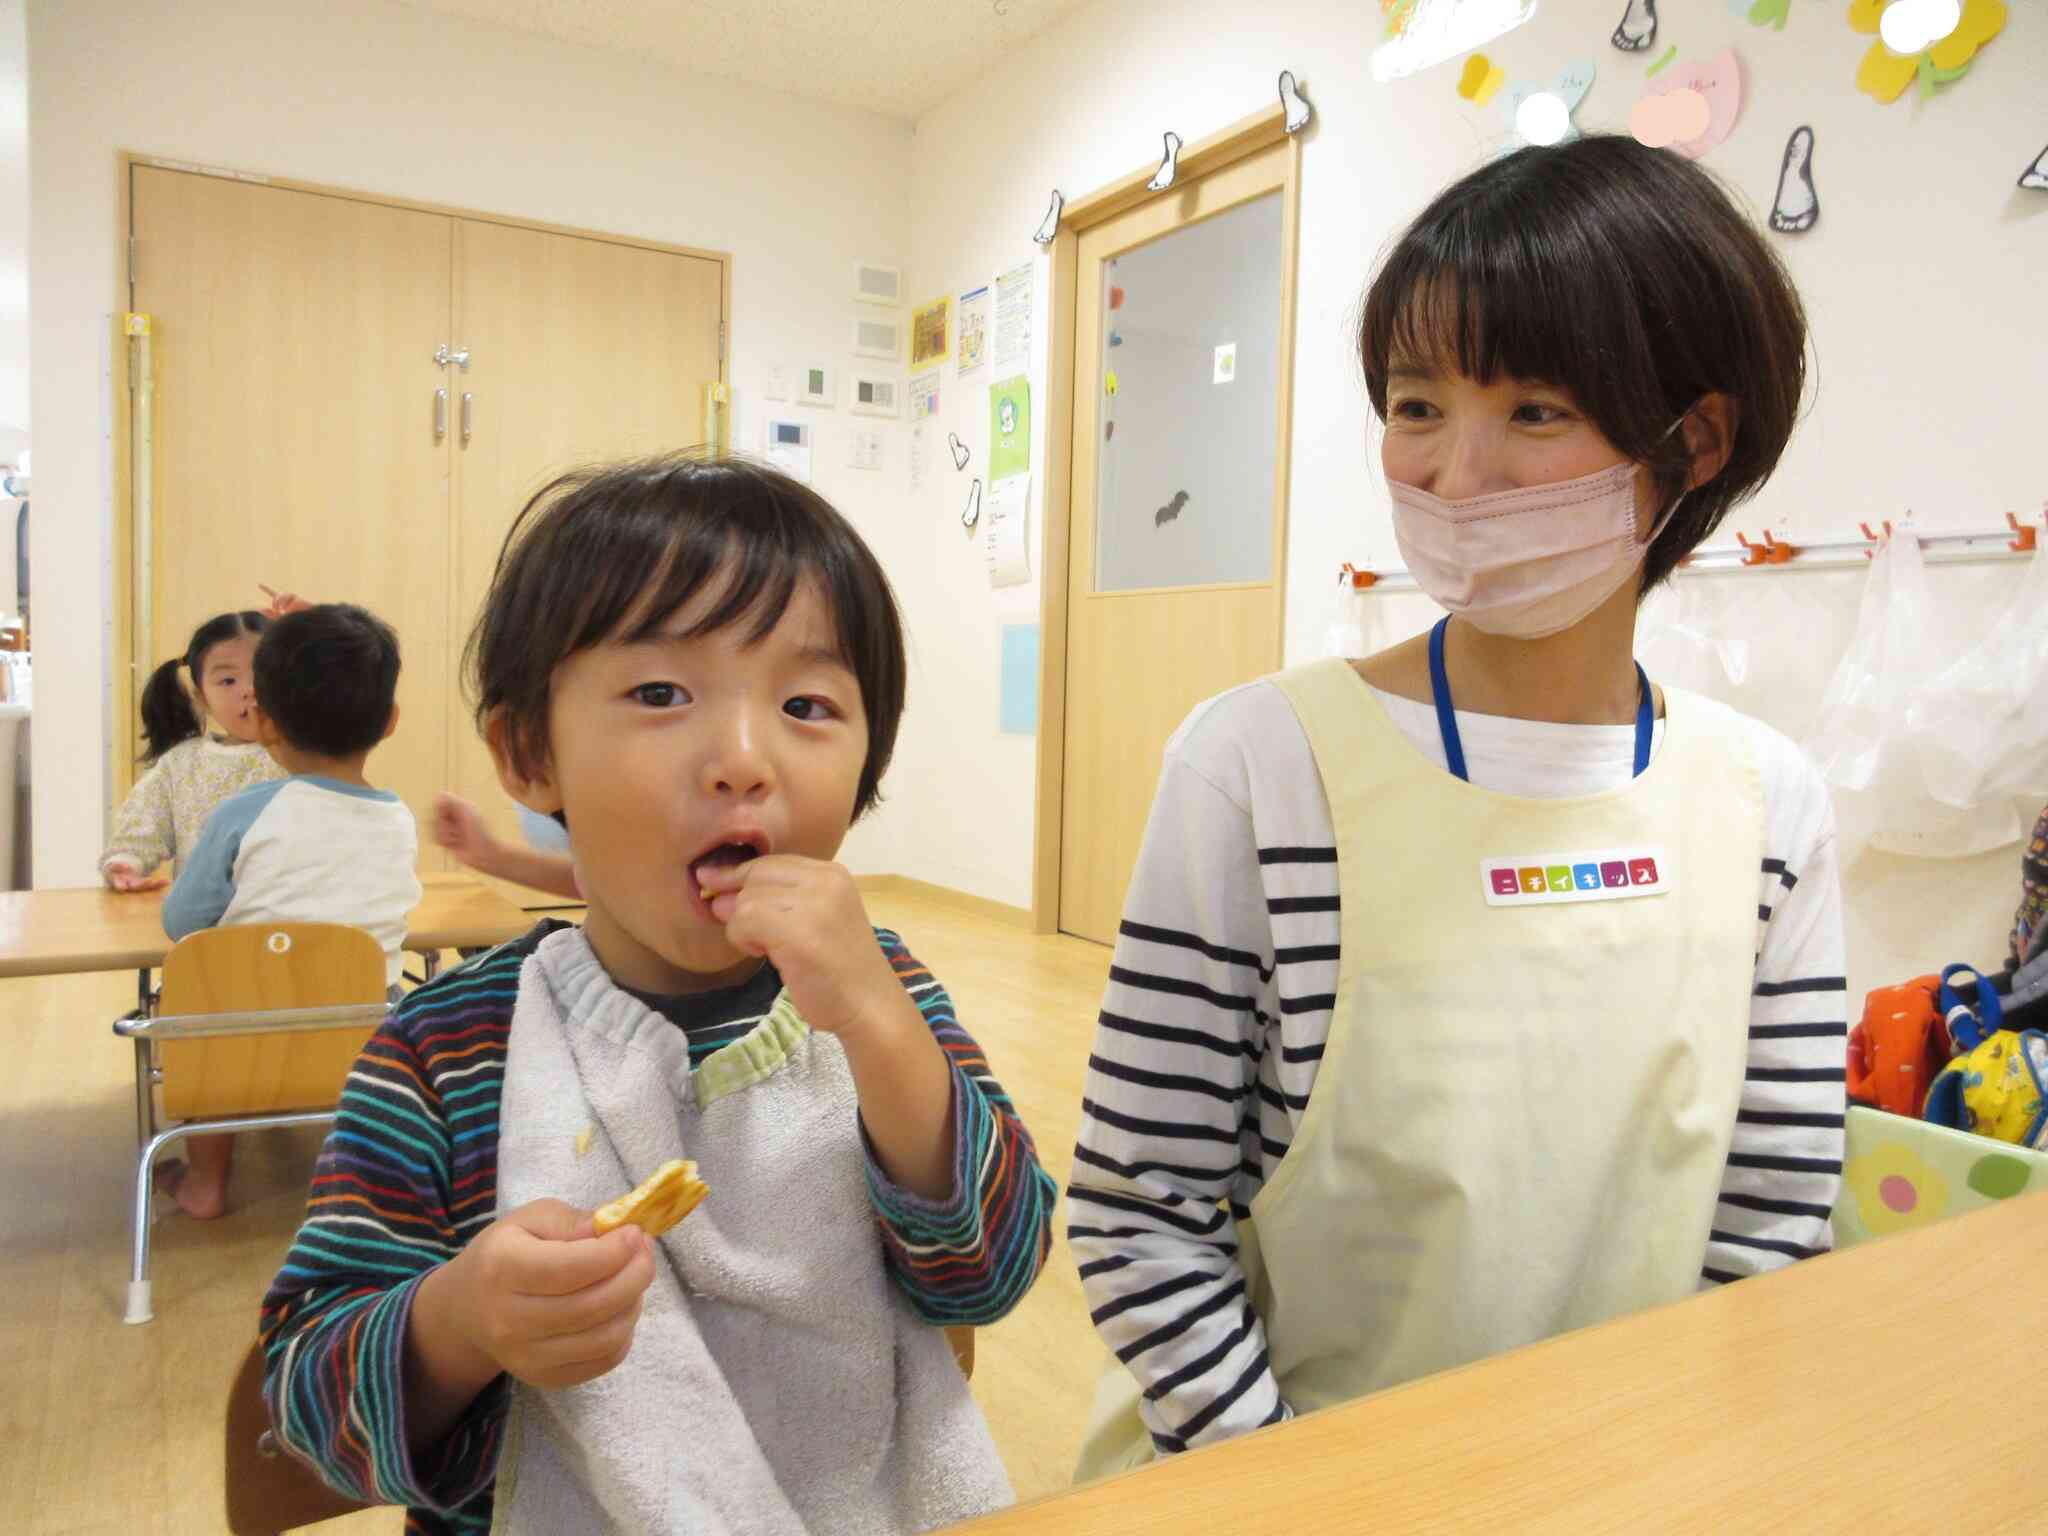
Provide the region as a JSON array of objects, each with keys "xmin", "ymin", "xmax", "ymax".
[
  {"xmin": 405, "ymin": 1198, "xmax": 653, "ymax": 1450},
  {"xmin": 699, "ymin": 856, "xmax": 957, "ymax": 1200}
]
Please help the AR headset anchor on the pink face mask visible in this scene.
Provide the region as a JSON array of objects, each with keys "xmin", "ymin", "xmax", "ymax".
[{"xmin": 1388, "ymin": 460, "xmax": 1682, "ymax": 639}]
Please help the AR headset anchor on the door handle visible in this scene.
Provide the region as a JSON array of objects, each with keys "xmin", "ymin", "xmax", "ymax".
[
  {"xmin": 434, "ymin": 387, "xmax": 448, "ymax": 441},
  {"xmin": 461, "ymin": 392, "xmax": 474, "ymax": 446}
]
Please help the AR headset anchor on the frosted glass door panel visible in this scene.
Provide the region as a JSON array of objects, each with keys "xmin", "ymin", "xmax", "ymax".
[{"xmin": 1094, "ymin": 190, "xmax": 1283, "ymax": 594}]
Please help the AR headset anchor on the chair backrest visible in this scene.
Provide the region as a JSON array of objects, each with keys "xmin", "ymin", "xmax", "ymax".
[
  {"xmin": 225, "ymin": 1340, "xmax": 369, "ymax": 1536},
  {"xmin": 222, "ymin": 1324, "xmax": 974, "ymax": 1536},
  {"xmin": 946, "ymin": 1324, "xmax": 975, "ymax": 1380},
  {"xmin": 158, "ymin": 923, "xmax": 388, "ymax": 1121}
]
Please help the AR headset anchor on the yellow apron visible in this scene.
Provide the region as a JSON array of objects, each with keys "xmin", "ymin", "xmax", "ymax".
[{"xmin": 1076, "ymin": 658, "xmax": 1761, "ymax": 1478}]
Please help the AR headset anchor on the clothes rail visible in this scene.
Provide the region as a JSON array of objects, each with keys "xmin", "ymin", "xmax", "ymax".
[{"xmin": 1339, "ymin": 508, "xmax": 2044, "ymax": 592}]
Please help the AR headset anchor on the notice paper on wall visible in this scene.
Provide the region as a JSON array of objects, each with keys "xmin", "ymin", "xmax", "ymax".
[
  {"xmin": 1000, "ymin": 623, "xmax": 1040, "ymax": 734},
  {"xmin": 909, "ymin": 369, "xmax": 941, "ymax": 422},
  {"xmin": 957, "ymin": 286, "xmax": 990, "ymax": 378},
  {"xmin": 986, "ymin": 475, "xmax": 1031, "ymax": 588},
  {"xmin": 989, "ymin": 375, "xmax": 1031, "ymax": 481},
  {"xmin": 910, "ymin": 424, "xmax": 930, "ymax": 491},
  {"xmin": 993, "ymin": 261, "xmax": 1033, "ymax": 375}
]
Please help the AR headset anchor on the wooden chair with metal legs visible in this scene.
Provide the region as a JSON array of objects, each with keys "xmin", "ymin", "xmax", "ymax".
[
  {"xmin": 225, "ymin": 1339, "xmax": 371, "ymax": 1535},
  {"xmin": 111, "ymin": 922, "xmax": 390, "ymax": 1325},
  {"xmin": 223, "ymin": 1325, "xmax": 975, "ymax": 1532}
]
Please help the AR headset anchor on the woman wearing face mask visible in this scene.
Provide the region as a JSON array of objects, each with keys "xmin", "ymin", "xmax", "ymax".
[{"xmin": 1069, "ymin": 134, "xmax": 1844, "ymax": 1477}]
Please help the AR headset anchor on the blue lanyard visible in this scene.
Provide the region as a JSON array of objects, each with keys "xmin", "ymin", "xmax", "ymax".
[{"xmin": 1427, "ymin": 616, "xmax": 1654, "ymax": 783}]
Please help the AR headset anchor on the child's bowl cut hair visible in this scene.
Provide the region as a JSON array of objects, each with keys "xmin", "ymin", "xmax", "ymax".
[
  {"xmin": 255, "ymin": 604, "xmax": 402, "ymax": 759},
  {"xmin": 1359, "ymin": 134, "xmax": 1809, "ymax": 594},
  {"xmin": 467, "ymin": 452, "xmax": 907, "ymax": 821}
]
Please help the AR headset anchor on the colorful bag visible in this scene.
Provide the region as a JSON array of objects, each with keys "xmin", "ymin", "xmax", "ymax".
[
  {"xmin": 1924, "ymin": 965, "xmax": 2048, "ymax": 1150},
  {"xmin": 1847, "ymin": 974, "xmax": 1951, "ymax": 1117}
]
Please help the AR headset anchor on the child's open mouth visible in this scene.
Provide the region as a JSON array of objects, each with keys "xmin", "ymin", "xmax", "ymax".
[{"xmin": 689, "ymin": 836, "xmax": 767, "ymax": 913}]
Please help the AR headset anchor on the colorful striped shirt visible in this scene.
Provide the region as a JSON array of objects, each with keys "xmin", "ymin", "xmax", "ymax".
[{"xmin": 260, "ymin": 920, "xmax": 1056, "ymax": 1535}]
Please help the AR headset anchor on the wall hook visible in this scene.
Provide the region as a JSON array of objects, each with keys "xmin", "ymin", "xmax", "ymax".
[{"xmin": 1736, "ymin": 529, "xmax": 1798, "ymax": 565}]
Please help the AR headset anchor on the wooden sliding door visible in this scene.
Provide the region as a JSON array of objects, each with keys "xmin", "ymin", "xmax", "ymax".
[
  {"xmin": 122, "ymin": 159, "xmax": 729, "ymax": 887},
  {"xmin": 446, "ymin": 221, "xmax": 725, "ymax": 858},
  {"xmin": 129, "ymin": 165, "xmax": 455, "ymax": 840}
]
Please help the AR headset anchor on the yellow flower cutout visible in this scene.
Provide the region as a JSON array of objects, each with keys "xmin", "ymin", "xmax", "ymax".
[
  {"xmin": 1844, "ymin": 1138, "xmax": 1950, "ymax": 1237},
  {"xmin": 1848, "ymin": 0, "xmax": 2007, "ymax": 104}
]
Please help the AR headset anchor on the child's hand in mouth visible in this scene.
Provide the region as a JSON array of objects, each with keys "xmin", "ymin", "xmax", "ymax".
[
  {"xmin": 696, "ymin": 855, "xmax": 904, "ymax": 1041},
  {"xmin": 690, "ymin": 838, "xmax": 762, "ymax": 902}
]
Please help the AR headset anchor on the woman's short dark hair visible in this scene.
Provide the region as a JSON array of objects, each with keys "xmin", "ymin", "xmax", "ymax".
[
  {"xmin": 1358, "ymin": 134, "xmax": 1809, "ymax": 593},
  {"xmin": 466, "ymin": 453, "xmax": 907, "ymax": 822},
  {"xmin": 255, "ymin": 604, "xmax": 402, "ymax": 758}
]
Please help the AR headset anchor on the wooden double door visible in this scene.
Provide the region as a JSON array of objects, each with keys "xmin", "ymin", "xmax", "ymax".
[{"xmin": 126, "ymin": 163, "xmax": 727, "ymax": 872}]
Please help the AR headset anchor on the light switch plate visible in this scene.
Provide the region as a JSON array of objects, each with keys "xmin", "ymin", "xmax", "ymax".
[
  {"xmin": 852, "ymin": 313, "xmax": 904, "ymax": 360},
  {"xmin": 855, "ymin": 262, "xmax": 904, "ymax": 306},
  {"xmin": 796, "ymin": 365, "xmax": 835, "ymax": 408},
  {"xmin": 763, "ymin": 417, "xmax": 813, "ymax": 484},
  {"xmin": 849, "ymin": 429, "xmax": 884, "ymax": 470},
  {"xmin": 848, "ymin": 372, "xmax": 900, "ymax": 419}
]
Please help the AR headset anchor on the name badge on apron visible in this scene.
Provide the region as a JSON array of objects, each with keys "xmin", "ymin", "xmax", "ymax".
[{"xmin": 1482, "ymin": 845, "xmax": 1673, "ymax": 906}]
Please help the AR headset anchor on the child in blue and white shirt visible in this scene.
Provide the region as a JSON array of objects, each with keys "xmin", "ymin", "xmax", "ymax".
[{"xmin": 161, "ymin": 603, "xmax": 421, "ymax": 1219}]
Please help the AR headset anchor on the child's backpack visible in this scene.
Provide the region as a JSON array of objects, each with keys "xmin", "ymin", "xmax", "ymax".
[
  {"xmin": 1924, "ymin": 964, "xmax": 2048, "ymax": 1151},
  {"xmin": 1847, "ymin": 974, "xmax": 1951, "ymax": 1117}
]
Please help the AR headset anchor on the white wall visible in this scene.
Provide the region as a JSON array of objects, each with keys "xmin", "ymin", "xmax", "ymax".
[
  {"xmin": 880, "ymin": 0, "xmax": 2044, "ymax": 998},
  {"xmin": 0, "ymin": 0, "xmax": 24, "ymax": 459},
  {"xmin": 27, "ymin": 0, "xmax": 2043, "ymax": 1001},
  {"xmin": 28, "ymin": 0, "xmax": 912, "ymax": 885}
]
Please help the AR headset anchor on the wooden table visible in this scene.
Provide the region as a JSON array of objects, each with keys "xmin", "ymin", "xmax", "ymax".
[
  {"xmin": 954, "ymin": 1192, "xmax": 2048, "ymax": 1534},
  {"xmin": 0, "ymin": 872, "xmax": 536, "ymax": 982}
]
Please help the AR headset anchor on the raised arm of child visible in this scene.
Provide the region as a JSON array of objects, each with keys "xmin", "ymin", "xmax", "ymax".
[
  {"xmin": 432, "ymin": 792, "xmax": 580, "ymax": 900},
  {"xmin": 699, "ymin": 857, "xmax": 1056, "ymax": 1324}
]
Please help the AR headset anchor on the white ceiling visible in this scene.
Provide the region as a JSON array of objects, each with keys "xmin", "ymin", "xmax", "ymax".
[{"xmin": 410, "ymin": 0, "xmax": 1097, "ymax": 120}]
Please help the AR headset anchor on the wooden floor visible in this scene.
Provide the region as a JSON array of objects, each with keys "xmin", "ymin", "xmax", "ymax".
[{"xmin": 0, "ymin": 887, "xmax": 1111, "ymax": 1534}]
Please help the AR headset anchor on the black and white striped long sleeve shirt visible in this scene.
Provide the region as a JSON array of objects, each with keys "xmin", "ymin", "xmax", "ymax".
[{"xmin": 1069, "ymin": 679, "xmax": 1847, "ymax": 1458}]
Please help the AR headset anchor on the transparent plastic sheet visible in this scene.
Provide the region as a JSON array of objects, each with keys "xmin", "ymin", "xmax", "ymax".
[
  {"xmin": 1635, "ymin": 580, "xmax": 1751, "ymax": 699},
  {"xmin": 1800, "ymin": 528, "xmax": 2020, "ymax": 864},
  {"xmin": 1636, "ymin": 569, "xmax": 1861, "ymax": 740},
  {"xmin": 1906, "ymin": 546, "xmax": 2048, "ymax": 809}
]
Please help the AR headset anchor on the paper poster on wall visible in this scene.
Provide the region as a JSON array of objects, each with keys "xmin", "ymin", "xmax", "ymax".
[
  {"xmin": 999, "ymin": 624, "xmax": 1041, "ymax": 735},
  {"xmin": 1768, "ymin": 126, "xmax": 1819, "ymax": 233},
  {"xmin": 993, "ymin": 262, "xmax": 1034, "ymax": 374},
  {"xmin": 989, "ymin": 376, "xmax": 1032, "ymax": 482},
  {"xmin": 1850, "ymin": 0, "xmax": 2004, "ymax": 104},
  {"xmin": 910, "ymin": 424, "xmax": 930, "ymax": 491},
  {"xmin": 1504, "ymin": 60, "xmax": 1596, "ymax": 148},
  {"xmin": 1457, "ymin": 53, "xmax": 1506, "ymax": 104},
  {"xmin": 957, "ymin": 286, "xmax": 990, "ymax": 378},
  {"xmin": 1279, "ymin": 69, "xmax": 1314, "ymax": 132},
  {"xmin": 1636, "ymin": 48, "xmax": 1742, "ymax": 158},
  {"xmin": 2023, "ymin": 142, "xmax": 2048, "ymax": 191},
  {"xmin": 909, "ymin": 369, "xmax": 941, "ymax": 422},
  {"xmin": 986, "ymin": 475, "xmax": 1031, "ymax": 588},
  {"xmin": 1611, "ymin": 0, "xmax": 1658, "ymax": 50},
  {"xmin": 1372, "ymin": 0, "xmax": 1538, "ymax": 82},
  {"xmin": 911, "ymin": 296, "xmax": 950, "ymax": 366}
]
